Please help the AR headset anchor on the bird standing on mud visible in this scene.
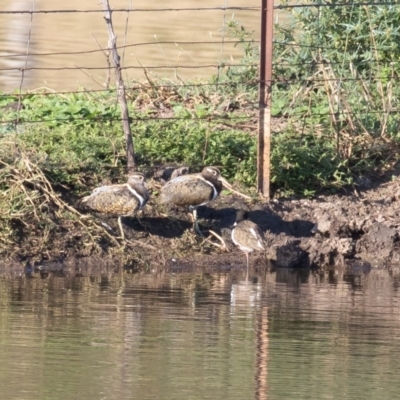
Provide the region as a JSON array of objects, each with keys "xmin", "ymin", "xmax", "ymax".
[
  {"xmin": 82, "ymin": 172, "xmax": 149, "ymax": 239},
  {"xmin": 160, "ymin": 166, "xmax": 232, "ymax": 235},
  {"xmin": 231, "ymin": 209, "xmax": 265, "ymax": 280}
]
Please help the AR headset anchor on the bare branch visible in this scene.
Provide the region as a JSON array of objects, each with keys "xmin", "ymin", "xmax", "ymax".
[{"xmin": 101, "ymin": 0, "xmax": 135, "ymax": 172}]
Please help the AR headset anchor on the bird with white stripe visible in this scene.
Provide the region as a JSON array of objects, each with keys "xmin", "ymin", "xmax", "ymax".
[
  {"xmin": 160, "ymin": 166, "xmax": 232, "ymax": 235},
  {"xmin": 81, "ymin": 172, "xmax": 149, "ymax": 239},
  {"xmin": 231, "ymin": 209, "xmax": 266, "ymax": 279}
]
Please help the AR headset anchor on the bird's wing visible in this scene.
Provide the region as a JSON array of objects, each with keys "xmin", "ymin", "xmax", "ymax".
[
  {"xmin": 89, "ymin": 184, "xmax": 127, "ymax": 197},
  {"xmin": 165, "ymin": 174, "xmax": 198, "ymax": 185},
  {"xmin": 235, "ymin": 222, "xmax": 266, "ymax": 251},
  {"xmin": 249, "ymin": 226, "xmax": 266, "ymax": 250},
  {"xmin": 82, "ymin": 185, "xmax": 139, "ymax": 215},
  {"xmin": 161, "ymin": 175, "xmax": 214, "ymax": 206}
]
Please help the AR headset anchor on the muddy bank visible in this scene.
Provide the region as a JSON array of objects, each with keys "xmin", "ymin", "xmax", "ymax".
[
  {"xmin": 195, "ymin": 175, "xmax": 399, "ymax": 269},
  {"xmin": 3, "ymin": 173, "xmax": 399, "ymax": 273}
]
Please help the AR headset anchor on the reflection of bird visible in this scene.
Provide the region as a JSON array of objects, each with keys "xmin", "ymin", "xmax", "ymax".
[
  {"xmin": 160, "ymin": 166, "xmax": 231, "ymax": 235},
  {"xmin": 82, "ymin": 172, "xmax": 149, "ymax": 239},
  {"xmin": 231, "ymin": 209, "xmax": 265, "ymax": 279}
]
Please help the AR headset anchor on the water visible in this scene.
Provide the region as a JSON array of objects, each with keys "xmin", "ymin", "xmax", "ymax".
[
  {"xmin": 0, "ymin": 0, "xmax": 263, "ymax": 91},
  {"xmin": 1, "ymin": 267, "xmax": 400, "ymax": 400}
]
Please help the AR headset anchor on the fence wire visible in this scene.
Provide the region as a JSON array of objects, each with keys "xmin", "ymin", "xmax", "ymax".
[{"xmin": 1, "ymin": 1, "xmax": 399, "ymax": 152}]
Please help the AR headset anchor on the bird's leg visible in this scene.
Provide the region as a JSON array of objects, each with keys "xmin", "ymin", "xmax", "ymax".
[
  {"xmin": 245, "ymin": 252, "xmax": 249, "ymax": 282},
  {"xmin": 135, "ymin": 210, "xmax": 147, "ymax": 228},
  {"xmin": 187, "ymin": 208, "xmax": 194, "ymax": 223},
  {"xmin": 118, "ymin": 216, "xmax": 125, "ymax": 240},
  {"xmin": 192, "ymin": 207, "xmax": 204, "ymax": 237}
]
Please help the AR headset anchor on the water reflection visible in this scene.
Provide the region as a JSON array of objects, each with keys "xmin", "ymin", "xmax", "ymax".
[
  {"xmin": 1, "ymin": 267, "xmax": 400, "ymax": 399},
  {"xmin": 0, "ymin": 0, "xmax": 260, "ymax": 91},
  {"xmin": 0, "ymin": 1, "xmax": 35, "ymax": 89}
]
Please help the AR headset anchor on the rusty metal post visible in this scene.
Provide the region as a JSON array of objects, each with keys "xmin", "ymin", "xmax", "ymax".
[{"xmin": 257, "ymin": 0, "xmax": 274, "ymax": 198}]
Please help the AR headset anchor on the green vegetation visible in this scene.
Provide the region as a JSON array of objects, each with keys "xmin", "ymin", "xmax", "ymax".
[
  {"xmin": 271, "ymin": 1, "xmax": 400, "ymax": 193},
  {"xmin": 1, "ymin": 0, "xmax": 399, "ymax": 259}
]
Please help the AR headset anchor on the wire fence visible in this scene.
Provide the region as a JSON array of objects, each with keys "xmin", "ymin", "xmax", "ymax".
[
  {"xmin": 0, "ymin": 0, "xmax": 260, "ymax": 143},
  {"xmin": 1, "ymin": 0, "xmax": 399, "ymax": 195}
]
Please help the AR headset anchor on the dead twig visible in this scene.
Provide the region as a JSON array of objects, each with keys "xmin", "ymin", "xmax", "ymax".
[
  {"xmin": 204, "ymin": 230, "xmax": 229, "ymax": 251},
  {"xmin": 101, "ymin": 0, "xmax": 135, "ymax": 172}
]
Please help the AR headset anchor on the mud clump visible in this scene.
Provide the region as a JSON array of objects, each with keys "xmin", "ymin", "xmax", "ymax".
[
  {"xmin": 356, "ymin": 223, "xmax": 398, "ymax": 264},
  {"xmin": 259, "ymin": 178, "xmax": 399, "ymax": 268}
]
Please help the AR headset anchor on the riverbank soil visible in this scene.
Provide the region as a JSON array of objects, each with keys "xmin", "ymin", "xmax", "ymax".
[{"xmin": 2, "ymin": 168, "xmax": 399, "ymax": 273}]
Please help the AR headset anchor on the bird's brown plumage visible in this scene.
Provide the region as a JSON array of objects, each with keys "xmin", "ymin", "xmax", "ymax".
[
  {"xmin": 232, "ymin": 219, "xmax": 265, "ymax": 253},
  {"xmin": 82, "ymin": 172, "xmax": 149, "ymax": 217},
  {"xmin": 160, "ymin": 166, "xmax": 223, "ymax": 208},
  {"xmin": 231, "ymin": 210, "xmax": 265, "ymax": 279},
  {"xmin": 154, "ymin": 166, "xmax": 190, "ymax": 185},
  {"xmin": 160, "ymin": 166, "xmax": 230, "ymax": 236}
]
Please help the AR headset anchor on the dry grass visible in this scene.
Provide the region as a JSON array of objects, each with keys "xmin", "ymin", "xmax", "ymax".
[
  {"xmin": 0, "ymin": 143, "xmax": 236, "ymax": 264},
  {"xmin": 0, "ymin": 142, "xmax": 124, "ymax": 260}
]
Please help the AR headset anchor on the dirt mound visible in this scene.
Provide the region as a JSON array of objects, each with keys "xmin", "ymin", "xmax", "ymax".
[
  {"xmin": 3, "ymin": 170, "xmax": 400, "ymax": 272},
  {"xmin": 244, "ymin": 177, "xmax": 400, "ymax": 268},
  {"xmin": 83, "ymin": 174, "xmax": 399, "ymax": 270},
  {"xmin": 177, "ymin": 175, "xmax": 399, "ymax": 269}
]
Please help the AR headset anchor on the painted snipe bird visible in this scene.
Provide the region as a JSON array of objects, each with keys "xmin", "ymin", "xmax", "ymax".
[
  {"xmin": 154, "ymin": 166, "xmax": 190, "ymax": 185},
  {"xmin": 231, "ymin": 209, "xmax": 265, "ymax": 279},
  {"xmin": 160, "ymin": 166, "xmax": 232, "ymax": 235},
  {"xmin": 170, "ymin": 166, "xmax": 190, "ymax": 181},
  {"xmin": 82, "ymin": 172, "xmax": 149, "ymax": 239}
]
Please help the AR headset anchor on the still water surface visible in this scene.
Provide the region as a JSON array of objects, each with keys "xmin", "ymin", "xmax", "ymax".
[
  {"xmin": 1, "ymin": 267, "xmax": 400, "ymax": 399},
  {"xmin": 0, "ymin": 0, "xmax": 263, "ymax": 91}
]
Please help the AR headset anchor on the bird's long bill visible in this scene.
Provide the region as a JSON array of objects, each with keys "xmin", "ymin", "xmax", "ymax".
[{"xmin": 219, "ymin": 176, "xmax": 234, "ymax": 190}]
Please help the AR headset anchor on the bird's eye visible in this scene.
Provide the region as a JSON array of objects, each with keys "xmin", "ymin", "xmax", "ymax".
[{"xmin": 206, "ymin": 167, "xmax": 218, "ymax": 176}]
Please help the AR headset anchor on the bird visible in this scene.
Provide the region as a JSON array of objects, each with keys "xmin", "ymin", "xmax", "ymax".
[
  {"xmin": 81, "ymin": 172, "xmax": 149, "ymax": 239},
  {"xmin": 154, "ymin": 166, "xmax": 190, "ymax": 185},
  {"xmin": 170, "ymin": 166, "xmax": 190, "ymax": 181},
  {"xmin": 160, "ymin": 166, "xmax": 232, "ymax": 235},
  {"xmin": 231, "ymin": 209, "xmax": 265, "ymax": 280}
]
